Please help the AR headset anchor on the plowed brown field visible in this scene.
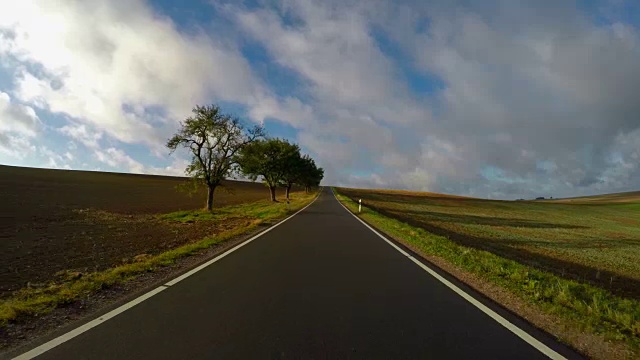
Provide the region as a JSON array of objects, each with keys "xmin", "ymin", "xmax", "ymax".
[{"xmin": 1, "ymin": 165, "xmax": 286, "ymax": 297}]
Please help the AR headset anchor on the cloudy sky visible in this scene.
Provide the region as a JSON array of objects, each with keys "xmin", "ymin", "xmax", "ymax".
[{"xmin": 0, "ymin": 0, "xmax": 639, "ymax": 199}]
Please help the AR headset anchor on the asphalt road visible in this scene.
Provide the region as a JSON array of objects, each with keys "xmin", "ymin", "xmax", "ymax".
[{"xmin": 18, "ymin": 188, "xmax": 582, "ymax": 359}]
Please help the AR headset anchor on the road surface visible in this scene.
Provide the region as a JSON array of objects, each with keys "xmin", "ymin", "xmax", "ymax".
[{"xmin": 15, "ymin": 188, "xmax": 581, "ymax": 359}]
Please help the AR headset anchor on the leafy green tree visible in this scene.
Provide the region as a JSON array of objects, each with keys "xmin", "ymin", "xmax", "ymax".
[
  {"xmin": 310, "ymin": 165, "xmax": 324, "ymax": 191},
  {"xmin": 238, "ymin": 138, "xmax": 300, "ymax": 202},
  {"xmin": 167, "ymin": 104, "xmax": 264, "ymax": 211},
  {"xmin": 280, "ymin": 152, "xmax": 307, "ymax": 200},
  {"xmin": 297, "ymin": 156, "xmax": 324, "ymax": 193}
]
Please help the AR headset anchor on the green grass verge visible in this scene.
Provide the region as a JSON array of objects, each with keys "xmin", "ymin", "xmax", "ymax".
[
  {"xmin": 0, "ymin": 191, "xmax": 318, "ymax": 327},
  {"xmin": 333, "ymin": 188, "xmax": 640, "ymax": 351},
  {"xmin": 159, "ymin": 197, "xmax": 304, "ymax": 223}
]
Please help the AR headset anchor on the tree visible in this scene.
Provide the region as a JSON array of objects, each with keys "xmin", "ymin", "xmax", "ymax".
[
  {"xmin": 167, "ymin": 104, "xmax": 264, "ymax": 211},
  {"xmin": 297, "ymin": 156, "xmax": 324, "ymax": 193},
  {"xmin": 280, "ymin": 151, "xmax": 306, "ymax": 200},
  {"xmin": 310, "ymin": 165, "xmax": 324, "ymax": 191},
  {"xmin": 238, "ymin": 138, "xmax": 300, "ymax": 202}
]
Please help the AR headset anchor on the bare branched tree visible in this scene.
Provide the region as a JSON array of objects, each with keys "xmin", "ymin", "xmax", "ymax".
[{"xmin": 167, "ymin": 104, "xmax": 264, "ymax": 210}]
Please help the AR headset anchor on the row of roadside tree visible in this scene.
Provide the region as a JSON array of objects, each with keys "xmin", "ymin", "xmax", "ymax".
[{"xmin": 167, "ymin": 104, "xmax": 324, "ymax": 210}]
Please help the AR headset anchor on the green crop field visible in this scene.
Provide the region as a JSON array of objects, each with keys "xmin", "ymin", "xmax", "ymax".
[{"xmin": 336, "ymin": 188, "xmax": 640, "ymax": 298}]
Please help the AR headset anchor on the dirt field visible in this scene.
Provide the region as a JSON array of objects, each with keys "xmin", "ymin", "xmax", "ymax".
[
  {"xmin": 337, "ymin": 187, "xmax": 640, "ymax": 299},
  {"xmin": 1, "ymin": 165, "xmax": 292, "ymax": 297}
]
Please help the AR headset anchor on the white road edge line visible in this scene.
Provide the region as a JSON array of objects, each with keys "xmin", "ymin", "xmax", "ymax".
[
  {"xmin": 332, "ymin": 190, "xmax": 566, "ymax": 360},
  {"xmin": 13, "ymin": 190, "xmax": 322, "ymax": 360}
]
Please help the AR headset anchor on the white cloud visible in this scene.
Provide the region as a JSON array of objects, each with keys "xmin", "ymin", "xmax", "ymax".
[
  {"xmin": 236, "ymin": 4, "xmax": 391, "ymax": 104},
  {"xmin": 247, "ymin": 96, "xmax": 315, "ymax": 129},
  {"xmin": 0, "ymin": 91, "xmax": 40, "ymax": 158},
  {"xmin": 0, "ymin": 0, "xmax": 281, "ymax": 152},
  {"xmin": 58, "ymin": 123, "xmax": 103, "ymax": 149},
  {"xmin": 94, "ymin": 146, "xmax": 187, "ymax": 176},
  {"xmin": 95, "ymin": 148, "xmax": 145, "ymax": 174},
  {"xmin": 234, "ymin": 1, "xmax": 429, "ymax": 127},
  {"xmin": 157, "ymin": 157, "xmax": 191, "ymax": 177},
  {"xmin": 0, "ymin": 91, "xmax": 40, "ymax": 136},
  {"xmin": 0, "ymin": 133, "xmax": 35, "ymax": 159},
  {"xmin": 38, "ymin": 146, "xmax": 71, "ymax": 169}
]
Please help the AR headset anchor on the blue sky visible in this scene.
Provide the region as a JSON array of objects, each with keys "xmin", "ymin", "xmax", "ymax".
[{"xmin": 1, "ymin": 0, "xmax": 639, "ymax": 199}]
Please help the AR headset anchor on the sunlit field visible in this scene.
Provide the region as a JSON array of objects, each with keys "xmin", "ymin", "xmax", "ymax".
[{"xmin": 337, "ymin": 188, "xmax": 640, "ymax": 298}]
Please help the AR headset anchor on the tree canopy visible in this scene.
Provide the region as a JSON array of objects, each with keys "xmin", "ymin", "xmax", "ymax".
[
  {"xmin": 237, "ymin": 138, "xmax": 301, "ymax": 201},
  {"xmin": 298, "ymin": 155, "xmax": 324, "ymax": 193},
  {"xmin": 168, "ymin": 104, "xmax": 322, "ymax": 206},
  {"xmin": 279, "ymin": 150, "xmax": 308, "ymax": 199},
  {"xmin": 167, "ymin": 104, "xmax": 264, "ymax": 210}
]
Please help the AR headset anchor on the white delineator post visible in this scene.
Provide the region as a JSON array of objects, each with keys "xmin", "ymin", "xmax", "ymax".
[{"xmin": 358, "ymin": 199, "xmax": 362, "ymax": 213}]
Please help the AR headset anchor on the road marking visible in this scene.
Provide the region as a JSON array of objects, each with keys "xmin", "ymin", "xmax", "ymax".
[
  {"xmin": 13, "ymin": 191, "xmax": 322, "ymax": 360},
  {"xmin": 332, "ymin": 191, "xmax": 566, "ymax": 360},
  {"xmin": 12, "ymin": 287, "xmax": 166, "ymax": 360}
]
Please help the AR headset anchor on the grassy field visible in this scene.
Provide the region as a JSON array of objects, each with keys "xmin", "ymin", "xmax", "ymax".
[
  {"xmin": 0, "ymin": 165, "xmax": 302, "ymax": 298},
  {"xmin": 336, "ymin": 187, "xmax": 640, "ymax": 299},
  {"xmin": 334, "ymin": 188, "xmax": 640, "ymax": 358},
  {"xmin": 553, "ymin": 190, "xmax": 640, "ymax": 203}
]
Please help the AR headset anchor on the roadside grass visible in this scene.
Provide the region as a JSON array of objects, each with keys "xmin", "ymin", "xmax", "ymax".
[
  {"xmin": 0, "ymin": 191, "xmax": 318, "ymax": 327},
  {"xmin": 333, "ymin": 189, "xmax": 640, "ymax": 353},
  {"xmin": 159, "ymin": 210, "xmax": 219, "ymax": 222},
  {"xmin": 160, "ymin": 198, "xmax": 300, "ymax": 223}
]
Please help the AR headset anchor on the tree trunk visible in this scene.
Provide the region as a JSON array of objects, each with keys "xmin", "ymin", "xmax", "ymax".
[
  {"xmin": 269, "ymin": 186, "xmax": 277, "ymax": 202},
  {"xmin": 206, "ymin": 185, "xmax": 215, "ymax": 211},
  {"xmin": 285, "ymin": 184, "xmax": 292, "ymax": 200}
]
